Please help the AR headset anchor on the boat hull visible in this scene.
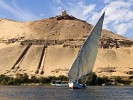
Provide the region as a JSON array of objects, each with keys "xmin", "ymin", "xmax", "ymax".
[
  {"xmin": 51, "ymin": 83, "xmax": 69, "ymax": 87},
  {"xmin": 51, "ymin": 80, "xmax": 69, "ymax": 87},
  {"xmin": 68, "ymin": 82, "xmax": 86, "ymax": 89}
]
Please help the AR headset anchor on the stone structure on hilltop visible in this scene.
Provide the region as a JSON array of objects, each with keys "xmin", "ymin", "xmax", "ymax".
[
  {"xmin": 62, "ymin": 10, "xmax": 68, "ymax": 16},
  {"xmin": 53, "ymin": 10, "xmax": 80, "ymax": 20}
]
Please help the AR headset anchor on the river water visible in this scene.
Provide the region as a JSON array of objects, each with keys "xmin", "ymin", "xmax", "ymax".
[{"xmin": 0, "ymin": 86, "xmax": 133, "ymax": 100}]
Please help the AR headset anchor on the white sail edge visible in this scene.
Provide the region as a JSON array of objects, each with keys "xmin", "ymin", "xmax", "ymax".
[{"xmin": 68, "ymin": 11, "xmax": 105, "ymax": 82}]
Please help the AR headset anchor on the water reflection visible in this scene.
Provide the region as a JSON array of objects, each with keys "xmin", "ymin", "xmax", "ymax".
[{"xmin": 0, "ymin": 86, "xmax": 133, "ymax": 100}]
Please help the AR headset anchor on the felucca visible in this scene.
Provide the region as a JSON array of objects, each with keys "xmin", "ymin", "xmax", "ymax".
[{"xmin": 68, "ymin": 11, "xmax": 105, "ymax": 89}]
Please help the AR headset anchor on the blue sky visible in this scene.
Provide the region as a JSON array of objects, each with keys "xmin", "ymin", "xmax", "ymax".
[{"xmin": 0, "ymin": 0, "xmax": 133, "ymax": 38}]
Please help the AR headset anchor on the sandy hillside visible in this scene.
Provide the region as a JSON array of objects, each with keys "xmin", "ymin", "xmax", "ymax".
[{"xmin": 0, "ymin": 12, "xmax": 133, "ymax": 78}]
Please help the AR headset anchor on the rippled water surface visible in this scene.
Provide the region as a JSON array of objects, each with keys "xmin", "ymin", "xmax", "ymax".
[{"xmin": 0, "ymin": 86, "xmax": 133, "ymax": 100}]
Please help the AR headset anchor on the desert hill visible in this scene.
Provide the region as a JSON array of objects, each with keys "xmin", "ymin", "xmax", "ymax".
[{"xmin": 0, "ymin": 11, "xmax": 133, "ymax": 78}]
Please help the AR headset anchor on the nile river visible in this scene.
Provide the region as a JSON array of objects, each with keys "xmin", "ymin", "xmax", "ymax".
[{"xmin": 0, "ymin": 86, "xmax": 133, "ymax": 100}]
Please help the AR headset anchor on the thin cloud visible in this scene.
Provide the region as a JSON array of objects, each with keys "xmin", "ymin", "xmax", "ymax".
[
  {"xmin": 0, "ymin": 0, "xmax": 40, "ymax": 21},
  {"xmin": 102, "ymin": 0, "xmax": 112, "ymax": 3},
  {"xmin": 103, "ymin": 0, "xmax": 133, "ymax": 36},
  {"xmin": 52, "ymin": 0, "xmax": 62, "ymax": 4},
  {"xmin": 114, "ymin": 23, "xmax": 128, "ymax": 35},
  {"xmin": 40, "ymin": 13, "xmax": 44, "ymax": 17}
]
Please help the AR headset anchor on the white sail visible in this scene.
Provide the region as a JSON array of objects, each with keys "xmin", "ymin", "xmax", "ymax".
[{"xmin": 68, "ymin": 12, "xmax": 105, "ymax": 82}]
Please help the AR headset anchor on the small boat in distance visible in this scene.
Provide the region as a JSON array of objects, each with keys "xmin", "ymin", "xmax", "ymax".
[
  {"xmin": 51, "ymin": 80, "xmax": 69, "ymax": 87},
  {"xmin": 68, "ymin": 11, "xmax": 105, "ymax": 89}
]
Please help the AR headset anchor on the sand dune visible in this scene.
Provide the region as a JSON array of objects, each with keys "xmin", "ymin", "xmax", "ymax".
[{"xmin": 0, "ymin": 14, "xmax": 133, "ymax": 78}]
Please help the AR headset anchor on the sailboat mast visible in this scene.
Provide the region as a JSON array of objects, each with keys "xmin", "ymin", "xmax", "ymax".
[
  {"xmin": 75, "ymin": 48, "xmax": 83, "ymax": 82},
  {"xmin": 76, "ymin": 54, "xmax": 81, "ymax": 82}
]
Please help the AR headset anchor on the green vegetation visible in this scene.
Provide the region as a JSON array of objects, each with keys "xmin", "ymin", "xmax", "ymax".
[
  {"xmin": 81, "ymin": 72, "xmax": 133, "ymax": 86},
  {"xmin": 0, "ymin": 74, "xmax": 69, "ymax": 85},
  {"xmin": 114, "ymin": 76, "xmax": 132, "ymax": 86},
  {"xmin": 85, "ymin": 72, "xmax": 111, "ymax": 86},
  {"xmin": 0, "ymin": 73, "xmax": 133, "ymax": 86}
]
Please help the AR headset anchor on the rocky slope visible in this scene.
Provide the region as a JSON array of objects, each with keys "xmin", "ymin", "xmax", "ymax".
[{"xmin": 0, "ymin": 12, "xmax": 133, "ymax": 78}]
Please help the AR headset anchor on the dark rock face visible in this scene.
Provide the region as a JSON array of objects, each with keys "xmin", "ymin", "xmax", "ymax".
[{"xmin": 100, "ymin": 37, "xmax": 133, "ymax": 49}]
